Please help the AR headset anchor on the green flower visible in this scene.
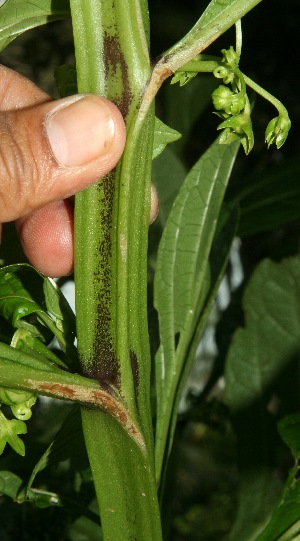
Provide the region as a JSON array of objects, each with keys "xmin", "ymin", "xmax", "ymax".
[
  {"xmin": 221, "ymin": 46, "xmax": 240, "ymax": 68},
  {"xmin": 213, "ymin": 65, "xmax": 235, "ymax": 84},
  {"xmin": 265, "ymin": 115, "xmax": 291, "ymax": 149},
  {"xmin": 217, "ymin": 110, "xmax": 254, "ymax": 154}
]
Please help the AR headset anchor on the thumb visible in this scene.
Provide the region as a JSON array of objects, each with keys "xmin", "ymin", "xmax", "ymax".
[{"xmin": 0, "ymin": 94, "xmax": 126, "ymax": 222}]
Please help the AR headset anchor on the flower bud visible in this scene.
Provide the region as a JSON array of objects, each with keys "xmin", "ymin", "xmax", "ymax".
[
  {"xmin": 0, "ymin": 387, "xmax": 33, "ymax": 406},
  {"xmin": 212, "ymin": 85, "xmax": 234, "ymax": 112},
  {"xmin": 11, "ymin": 396, "xmax": 37, "ymax": 421},
  {"xmin": 212, "ymin": 86, "xmax": 245, "ymax": 115},
  {"xmin": 265, "ymin": 115, "xmax": 291, "ymax": 149}
]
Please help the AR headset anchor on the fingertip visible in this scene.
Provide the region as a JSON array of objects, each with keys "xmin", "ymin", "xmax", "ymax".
[
  {"xmin": 149, "ymin": 184, "xmax": 159, "ymax": 224},
  {"xmin": 16, "ymin": 201, "xmax": 74, "ymax": 277}
]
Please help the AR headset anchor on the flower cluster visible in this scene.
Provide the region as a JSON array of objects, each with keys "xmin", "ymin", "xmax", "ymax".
[
  {"xmin": 0, "ymin": 387, "xmax": 36, "ymax": 455},
  {"xmin": 211, "ymin": 46, "xmax": 291, "ymax": 153},
  {"xmin": 212, "ymin": 47, "xmax": 254, "ymax": 154}
]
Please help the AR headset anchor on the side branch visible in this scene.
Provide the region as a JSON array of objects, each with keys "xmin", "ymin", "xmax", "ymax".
[
  {"xmin": 0, "ymin": 360, "xmax": 145, "ymax": 450},
  {"xmin": 140, "ymin": 0, "xmax": 262, "ymax": 117}
]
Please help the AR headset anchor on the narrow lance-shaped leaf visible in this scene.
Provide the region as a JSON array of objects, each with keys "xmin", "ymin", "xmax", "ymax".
[{"xmin": 154, "ymin": 138, "xmax": 239, "ymax": 482}]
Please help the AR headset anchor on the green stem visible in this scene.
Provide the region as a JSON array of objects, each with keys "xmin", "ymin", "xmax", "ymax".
[
  {"xmin": 177, "ymin": 54, "xmax": 221, "ymax": 74},
  {"xmin": 243, "ymin": 73, "xmax": 290, "ymax": 117},
  {"xmin": 235, "ymin": 19, "xmax": 242, "ymax": 57},
  {"xmin": 70, "ymin": 0, "xmax": 161, "ymax": 538},
  {"xmin": 0, "ymin": 352, "xmax": 144, "ymax": 447}
]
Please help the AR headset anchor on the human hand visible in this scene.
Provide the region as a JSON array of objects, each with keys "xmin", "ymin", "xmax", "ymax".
[{"xmin": 0, "ymin": 65, "xmax": 126, "ymax": 277}]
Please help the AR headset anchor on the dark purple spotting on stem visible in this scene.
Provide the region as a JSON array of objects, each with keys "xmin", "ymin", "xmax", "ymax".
[
  {"xmin": 130, "ymin": 349, "xmax": 140, "ymax": 406},
  {"xmin": 103, "ymin": 33, "xmax": 133, "ymax": 118}
]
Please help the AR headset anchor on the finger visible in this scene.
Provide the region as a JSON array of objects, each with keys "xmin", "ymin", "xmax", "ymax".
[
  {"xmin": 149, "ymin": 184, "xmax": 159, "ymax": 224},
  {"xmin": 16, "ymin": 182, "xmax": 159, "ymax": 277},
  {"xmin": 16, "ymin": 200, "xmax": 74, "ymax": 277},
  {"xmin": 0, "ymin": 93, "xmax": 126, "ymax": 222},
  {"xmin": 0, "ymin": 65, "xmax": 50, "ymax": 110}
]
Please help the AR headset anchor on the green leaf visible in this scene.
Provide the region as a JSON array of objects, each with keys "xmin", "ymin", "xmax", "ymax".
[
  {"xmin": 152, "ymin": 147, "xmax": 187, "ymax": 227},
  {"xmin": 199, "ymin": 0, "xmax": 260, "ymax": 28},
  {"xmin": 0, "ymin": 470, "xmax": 23, "ymax": 498},
  {"xmin": 224, "ymin": 256, "xmax": 300, "ymax": 541},
  {"xmin": 250, "ymin": 413, "xmax": 300, "ymax": 541},
  {"xmin": 0, "ymin": 265, "xmax": 75, "ymax": 353},
  {"xmin": 225, "ymin": 256, "xmax": 300, "ymax": 412},
  {"xmin": 152, "ymin": 117, "xmax": 181, "ymax": 160},
  {"xmin": 255, "ymin": 482, "xmax": 300, "ymax": 541},
  {"xmin": 226, "ymin": 156, "xmax": 300, "ymax": 236},
  {"xmin": 228, "ymin": 470, "xmax": 282, "ymax": 541},
  {"xmin": 154, "ymin": 137, "xmax": 239, "ymax": 481},
  {"xmin": 0, "ymin": 341, "xmax": 63, "ymax": 372},
  {"xmin": 26, "ymin": 407, "xmax": 85, "ymax": 495},
  {"xmin": 278, "ymin": 413, "xmax": 300, "ymax": 459},
  {"xmin": 0, "ymin": 266, "xmax": 46, "ymax": 328},
  {"xmin": 43, "ymin": 277, "xmax": 76, "ymax": 337},
  {"xmin": 0, "ymin": 0, "xmax": 70, "ymax": 52},
  {"xmin": 0, "ymin": 410, "xmax": 27, "ymax": 455},
  {"xmin": 11, "ymin": 328, "xmax": 68, "ymax": 369},
  {"xmin": 160, "ymin": 206, "xmax": 239, "ymax": 494}
]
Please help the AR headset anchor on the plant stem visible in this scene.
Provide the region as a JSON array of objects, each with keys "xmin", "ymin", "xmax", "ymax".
[
  {"xmin": 243, "ymin": 73, "xmax": 290, "ymax": 117},
  {"xmin": 70, "ymin": 0, "xmax": 161, "ymax": 538},
  {"xmin": 235, "ymin": 19, "xmax": 242, "ymax": 57}
]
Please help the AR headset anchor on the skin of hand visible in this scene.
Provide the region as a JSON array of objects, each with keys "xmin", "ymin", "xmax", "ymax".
[{"xmin": 0, "ymin": 65, "xmax": 126, "ymax": 277}]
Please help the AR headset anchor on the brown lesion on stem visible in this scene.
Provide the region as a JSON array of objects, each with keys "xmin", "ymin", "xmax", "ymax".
[{"xmin": 26, "ymin": 378, "xmax": 145, "ymax": 451}]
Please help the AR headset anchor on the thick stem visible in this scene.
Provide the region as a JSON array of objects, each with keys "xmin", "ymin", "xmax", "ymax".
[{"xmin": 70, "ymin": 0, "xmax": 161, "ymax": 538}]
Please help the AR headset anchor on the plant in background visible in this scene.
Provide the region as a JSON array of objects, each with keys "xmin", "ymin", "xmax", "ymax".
[{"xmin": 0, "ymin": 1, "xmax": 298, "ymax": 540}]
